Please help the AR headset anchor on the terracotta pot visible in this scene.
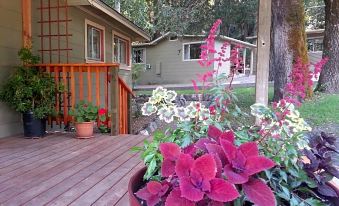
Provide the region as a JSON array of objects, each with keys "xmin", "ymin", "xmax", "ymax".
[
  {"xmin": 128, "ymin": 167, "xmax": 146, "ymax": 206},
  {"xmin": 75, "ymin": 122, "xmax": 94, "ymax": 138}
]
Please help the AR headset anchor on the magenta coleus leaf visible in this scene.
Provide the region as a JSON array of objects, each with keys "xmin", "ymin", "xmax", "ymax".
[
  {"xmin": 220, "ymin": 139, "xmax": 237, "ymax": 161},
  {"xmin": 207, "ymin": 125, "xmax": 235, "ymax": 144},
  {"xmin": 220, "ymin": 140, "xmax": 275, "ymax": 184},
  {"xmin": 239, "ymin": 142, "xmax": 259, "ymax": 158},
  {"xmin": 161, "ymin": 158, "xmax": 176, "ymax": 177},
  {"xmin": 180, "ymin": 176, "xmax": 206, "ymax": 201},
  {"xmin": 191, "ymin": 154, "xmax": 217, "ymax": 181},
  {"xmin": 195, "ymin": 138, "xmax": 215, "ymax": 152},
  {"xmin": 175, "ymin": 153, "xmax": 194, "ymax": 178},
  {"xmin": 207, "ymin": 178, "xmax": 239, "ymax": 202},
  {"xmin": 243, "ymin": 178, "xmax": 277, "ymax": 206},
  {"xmin": 165, "ymin": 188, "xmax": 194, "ymax": 206},
  {"xmin": 206, "ymin": 143, "xmax": 228, "ymax": 166},
  {"xmin": 159, "ymin": 142, "xmax": 181, "ymax": 161},
  {"xmin": 245, "ymin": 156, "xmax": 275, "ymax": 175},
  {"xmin": 136, "ymin": 181, "xmax": 169, "ymax": 206},
  {"xmin": 223, "ymin": 164, "xmax": 249, "ymax": 184},
  {"xmin": 219, "ymin": 130, "xmax": 235, "ymax": 144},
  {"xmin": 208, "ymin": 125, "xmax": 222, "ymax": 140}
]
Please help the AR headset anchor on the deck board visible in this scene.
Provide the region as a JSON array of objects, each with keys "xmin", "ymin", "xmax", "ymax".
[{"xmin": 0, "ymin": 133, "xmax": 147, "ymax": 206}]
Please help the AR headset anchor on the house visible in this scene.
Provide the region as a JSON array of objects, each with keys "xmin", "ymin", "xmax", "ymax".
[
  {"xmin": 0, "ymin": 0, "xmax": 150, "ymax": 138},
  {"xmin": 246, "ymin": 29, "xmax": 324, "ymax": 67},
  {"xmin": 132, "ymin": 33, "xmax": 256, "ymax": 85}
]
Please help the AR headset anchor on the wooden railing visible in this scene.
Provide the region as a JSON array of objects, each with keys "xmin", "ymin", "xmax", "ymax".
[{"xmin": 35, "ymin": 63, "xmax": 134, "ymax": 135}]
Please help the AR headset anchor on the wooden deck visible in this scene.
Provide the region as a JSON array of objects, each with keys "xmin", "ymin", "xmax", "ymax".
[{"xmin": 0, "ymin": 133, "xmax": 147, "ymax": 206}]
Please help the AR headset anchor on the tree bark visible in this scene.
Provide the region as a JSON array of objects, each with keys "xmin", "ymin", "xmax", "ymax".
[
  {"xmin": 270, "ymin": 0, "xmax": 309, "ymax": 101},
  {"xmin": 316, "ymin": 0, "xmax": 339, "ymax": 93}
]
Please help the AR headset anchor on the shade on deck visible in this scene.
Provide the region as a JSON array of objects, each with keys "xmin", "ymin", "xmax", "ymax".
[{"xmin": 0, "ymin": 133, "xmax": 147, "ymax": 205}]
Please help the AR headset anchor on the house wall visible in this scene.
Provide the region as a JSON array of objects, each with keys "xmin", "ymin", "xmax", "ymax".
[
  {"xmin": 214, "ymin": 40, "xmax": 231, "ymax": 78},
  {"xmin": 136, "ymin": 38, "xmax": 214, "ymax": 85},
  {"xmin": 0, "ymin": 1, "xmax": 24, "ymax": 138},
  {"xmin": 30, "ymin": 2, "xmax": 132, "ymax": 85},
  {"xmin": 0, "ymin": 2, "xmax": 135, "ymax": 138}
]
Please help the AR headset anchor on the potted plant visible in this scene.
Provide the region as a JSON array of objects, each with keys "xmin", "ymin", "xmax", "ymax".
[
  {"xmin": 69, "ymin": 101, "xmax": 98, "ymax": 138},
  {"xmin": 0, "ymin": 48, "xmax": 58, "ymax": 138},
  {"xmin": 128, "ymin": 20, "xmax": 337, "ymax": 206}
]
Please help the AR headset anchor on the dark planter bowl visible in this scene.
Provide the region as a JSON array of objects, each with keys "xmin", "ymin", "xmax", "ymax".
[
  {"xmin": 22, "ymin": 112, "xmax": 46, "ymax": 138},
  {"xmin": 128, "ymin": 167, "xmax": 146, "ymax": 206}
]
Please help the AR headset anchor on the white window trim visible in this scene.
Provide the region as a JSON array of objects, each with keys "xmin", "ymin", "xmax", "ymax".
[
  {"xmin": 113, "ymin": 30, "xmax": 132, "ymax": 70},
  {"xmin": 182, "ymin": 41, "xmax": 205, "ymax": 62},
  {"xmin": 133, "ymin": 48, "xmax": 146, "ymax": 64},
  {"xmin": 85, "ymin": 19, "xmax": 105, "ymax": 63}
]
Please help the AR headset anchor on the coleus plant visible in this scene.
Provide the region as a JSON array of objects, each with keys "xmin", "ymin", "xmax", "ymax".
[
  {"xmin": 303, "ymin": 132, "xmax": 339, "ymax": 198},
  {"xmin": 135, "ymin": 125, "xmax": 277, "ymax": 206}
]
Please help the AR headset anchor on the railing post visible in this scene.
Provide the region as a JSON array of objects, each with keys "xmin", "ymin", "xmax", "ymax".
[
  {"xmin": 127, "ymin": 93, "xmax": 132, "ymax": 134},
  {"xmin": 110, "ymin": 66, "xmax": 119, "ymax": 136}
]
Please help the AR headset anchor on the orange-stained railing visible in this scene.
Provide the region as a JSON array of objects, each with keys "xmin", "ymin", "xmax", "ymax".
[{"xmin": 35, "ymin": 63, "xmax": 133, "ymax": 135}]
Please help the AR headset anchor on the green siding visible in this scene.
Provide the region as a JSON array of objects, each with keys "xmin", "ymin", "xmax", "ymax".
[
  {"xmin": 0, "ymin": 0, "xmax": 23, "ymax": 138},
  {"xmin": 136, "ymin": 38, "xmax": 214, "ymax": 85}
]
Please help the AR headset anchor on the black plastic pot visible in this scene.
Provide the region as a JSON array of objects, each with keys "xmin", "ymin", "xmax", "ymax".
[{"xmin": 22, "ymin": 112, "xmax": 46, "ymax": 138}]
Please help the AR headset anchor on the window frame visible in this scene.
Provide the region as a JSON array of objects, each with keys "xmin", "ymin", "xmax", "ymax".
[
  {"xmin": 113, "ymin": 31, "xmax": 131, "ymax": 70},
  {"xmin": 307, "ymin": 37, "xmax": 323, "ymax": 53},
  {"xmin": 132, "ymin": 48, "xmax": 146, "ymax": 64},
  {"xmin": 85, "ymin": 19, "xmax": 105, "ymax": 63},
  {"xmin": 182, "ymin": 41, "xmax": 204, "ymax": 61}
]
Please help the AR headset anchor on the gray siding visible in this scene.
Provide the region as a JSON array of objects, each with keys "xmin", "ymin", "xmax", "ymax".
[
  {"xmin": 136, "ymin": 38, "xmax": 213, "ymax": 85},
  {"xmin": 0, "ymin": 0, "xmax": 24, "ymax": 137}
]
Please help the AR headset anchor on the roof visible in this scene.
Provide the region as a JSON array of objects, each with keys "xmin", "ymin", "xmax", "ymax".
[
  {"xmin": 133, "ymin": 32, "xmax": 256, "ymax": 48},
  {"xmin": 68, "ymin": 0, "xmax": 150, "ymax": 41},
  {"xmin": 246, "ymin": 29, "xmax": 325, "ymax": 41}
]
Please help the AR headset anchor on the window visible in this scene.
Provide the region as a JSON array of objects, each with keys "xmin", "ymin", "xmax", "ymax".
[
  {"xmin": 133, "ymin": 48, "xmax": 145, "ymax": 63},
  {"xmin": 183, "ymin": 43, "xmax": 203, "ymax": 60},
  {"xmin": 85, "ymin": 20, "xmax": 105, "ymax": 62},
  {"xmin": 114, "ymin": 36, "xmax": 128, "ymax": 65},
  {"xmin": 307, "ymin": 38, "xmax": 323, "ymax": 52}
]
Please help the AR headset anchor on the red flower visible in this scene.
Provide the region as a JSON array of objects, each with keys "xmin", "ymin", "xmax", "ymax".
[
  {"xmin": 221, "ymin": 140, "xmax": 275, "ymax": 184},
  {"xmin": 98, "ymin": 108, "xmax": 107, "ymax": 115},
  {"xmin": 159, "ymin": 142, "xmax": 181, "ymax": 177},
  {"xmin": 175, "ymin": 153, "xmax": 239, "ymax": 202},
  {"xmin": 135, "ymin": 181, "xmax": 169, "ymax": 206}
]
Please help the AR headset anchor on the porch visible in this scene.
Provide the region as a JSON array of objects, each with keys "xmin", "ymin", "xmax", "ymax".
[{"xmin": 0, "ymin": 133, "xmax": 147, "ymax": 205}]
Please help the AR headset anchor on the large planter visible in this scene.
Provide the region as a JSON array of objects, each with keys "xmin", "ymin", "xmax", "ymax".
[
  {"xmin": 128, "ymin": 167, "xmax": 146, "ymax": 206},
  {"xmin": 75, "ymin": 122, "xmax": 94, "ymax": 138},
  {"xmin": 22, "ymin": 112, "xmax": 46, "ymax": 138}
]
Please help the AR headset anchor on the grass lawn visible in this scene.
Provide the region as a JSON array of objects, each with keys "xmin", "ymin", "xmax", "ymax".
[
  {"xmin": 136, "ymin": 87, "xmax": 338, "ymax": 128},
  {"xmin": 234, "ymin": 88, "xmax": 339, "ymax": 128},
  {"xmin": 298, "ymin": 93, "xmax": 339, "ymax": 126}
]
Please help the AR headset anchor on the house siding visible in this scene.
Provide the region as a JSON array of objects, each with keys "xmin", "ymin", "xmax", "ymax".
[
  {"xmin": 0, "ymin": 2, "xmax": 135, "ymax": 138},
  {"xmin": 136, "ymin": 38, "xmax": 214, "ymax": 85},
  {"xmin": 0, "ymin": 0, "xmax": 24, "ymax": 137},
  {"xmin": 31, "ymin": 3, "xmax": 132, "ymax": 85}
]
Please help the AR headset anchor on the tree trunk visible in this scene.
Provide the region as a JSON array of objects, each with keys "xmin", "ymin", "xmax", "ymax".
[
  {"xmin": 316, "ymin": 0, "xmax": 339, "ymax": 93},
  {"xmin": 270, "ymin": 0, "xmax": 309, "ymax": 101}
]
